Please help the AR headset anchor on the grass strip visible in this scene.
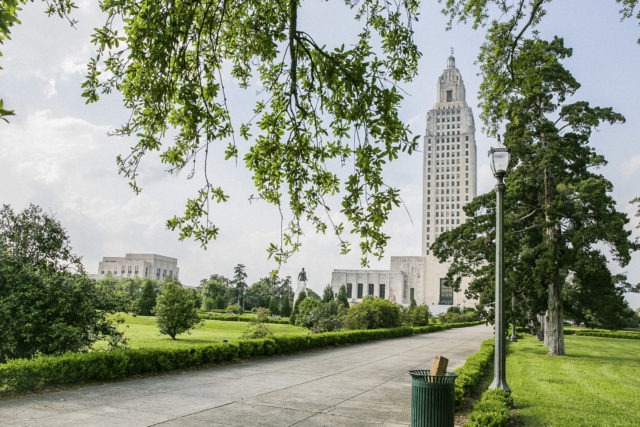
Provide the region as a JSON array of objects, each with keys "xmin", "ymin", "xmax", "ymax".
[{"xmin": 509, "ymin": 335, "xmax": 640, "ymax": 426}]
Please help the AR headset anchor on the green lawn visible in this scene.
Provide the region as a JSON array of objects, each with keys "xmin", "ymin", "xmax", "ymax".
[
  {"xmin": 98, "ymin": 314, "xmax": 308, "ymax": 349},
  {"xmin": 508, "ymin": 335, "xmax": 640, "ymax": 426}
]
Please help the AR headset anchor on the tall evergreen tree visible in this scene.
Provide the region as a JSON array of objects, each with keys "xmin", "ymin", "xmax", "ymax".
[
  {"xmin": 233, "ymin": 264, "xmax": 247, "ymax": 310},
  {"xmin": 337, "ymin": 285, "xmax": 350, "ymax": 309},
  {"xmin": 136, "ymin": 279, "xmax": 158, "ymax": 316},
  {"xmin": 269, "ymin": 296, "xmax": 280, "ymax": 316},
  {"xmin": 322, "ymin": 284, "xmax": 335, "ymax": 303},
  {"xmin": 281, "ymin": 294, "xmax": 292, "ymax": 318},
  {"xmin": 435, "ymin": 0, "xmax": 640, "ymax": 356},
  {"xmin": 432, "ymin": 32, "xmax": 635, "ymax": 355}
]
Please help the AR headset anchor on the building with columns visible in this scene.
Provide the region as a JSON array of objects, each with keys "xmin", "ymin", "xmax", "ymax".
[
  {"xmin": 330, "ymin": 54, "xmax": 477, "ymax": 310},
  {"xmin": 96, "ymin": 253, "xmax": 179, "ymax": 281}
]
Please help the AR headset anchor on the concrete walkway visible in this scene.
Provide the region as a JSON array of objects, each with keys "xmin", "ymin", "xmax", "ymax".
[{"xmin": 0, "ymin": 325, "xmax": 493, "ymax": 426}]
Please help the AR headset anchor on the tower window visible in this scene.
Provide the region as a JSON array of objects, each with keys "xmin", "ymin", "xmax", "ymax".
[{"xmin": 446, "ymin": 90, "xmax": 452, "ymax": 102}]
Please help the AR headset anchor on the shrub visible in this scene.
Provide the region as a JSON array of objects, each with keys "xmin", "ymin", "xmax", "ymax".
[
  {"xmin": 344, "ymin": 297, "xmax": 402, "ymax": 330},
  {"xmin": 408, "ymin": 305, "xmax": 430, "ymax": 326},
  {"xmin": 439, "ymin": 306, "xmax": 482, "ymax": 324},
  {"xmin": 565, "ymin": 329, "xmax": 640, "ymax": 340},
  {"xmin": 294, "ymin": 298, "xmax": 343, "ymax": 332},
  {"xmin": 454, "ymin": 339, "xmax": 494, "ymax": 404},
  {"xmin": 294, "ymin": 298, "xmax": 323, "ymax": 328},
  {"xmin": 466, "ymin": 389, "xmax": 512, "ymax": 427},
  {"xmin": 289, "ymin": 291, "xmax": 308, "ymax": 325},
  {"xmin": 226, "ymin": 304, "xmax": 242, "ymax": 315},
  {"xmin": 242, "ymin": 308, "xmax": 274, "ymax": 339},
  {"xmin": 197, "ymin": 311, "xmax": 290, "ymax": 324}
]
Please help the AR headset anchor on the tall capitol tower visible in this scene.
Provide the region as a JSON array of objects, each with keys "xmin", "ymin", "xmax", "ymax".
[
  {"xmin": 329, "ymin": 53, "xmax": 477, "ymax": 310},
  {"xmin": 421, "ymin": 53, "xmax": 477, "ymax": 305}
]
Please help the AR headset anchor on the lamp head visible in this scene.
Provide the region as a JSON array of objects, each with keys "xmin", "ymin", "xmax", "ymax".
[{"xmin": 488, "ymin": 146, "xmax": 510, "ymax": 178}]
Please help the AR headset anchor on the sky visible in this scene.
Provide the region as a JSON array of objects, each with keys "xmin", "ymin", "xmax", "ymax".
[{"xmin": 0, "ymin": 1, "xmax": 639, "ymax": 309}]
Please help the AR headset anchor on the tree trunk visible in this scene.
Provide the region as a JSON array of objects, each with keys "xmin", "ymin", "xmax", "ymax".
[
  {"xmin": 535, "ymin": 313, "xmax": 545, "ymax": 341},
  {"xmin": 545, "ymin": 278, "xmax": 565, "ymax": 355},
  {"xmin": 543, "ymin": 311, "xmax": 550, "ymax": 347},
  {"xmin": 540, "ymin": 116, "xmax": 565, "ymax": 356}
]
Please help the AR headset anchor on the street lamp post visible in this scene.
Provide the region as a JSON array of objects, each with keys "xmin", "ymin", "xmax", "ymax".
[{"xmin": 489, "ymin": 145, "xmax": 511, "ymax": 392}]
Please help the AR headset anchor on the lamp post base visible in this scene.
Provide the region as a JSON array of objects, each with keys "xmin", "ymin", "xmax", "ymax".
[{"xmin": 489, "ymin": 378, "xmax": 511, "ymax": 393}]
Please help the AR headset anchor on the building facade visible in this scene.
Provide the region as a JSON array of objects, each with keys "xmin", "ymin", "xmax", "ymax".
[
  {"xmin": 422, "ymin": 53, "xmax": 477, "ymax": 305},
  {"xmin": 331, "ymin": 54, "xmax": 477, "ymax": 310},
  {"xmin": 97, "ymin": 253, "xmax": 179, "ymax": 281}
]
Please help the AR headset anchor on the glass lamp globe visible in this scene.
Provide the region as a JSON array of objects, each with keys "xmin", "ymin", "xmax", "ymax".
[{"xmin": 489, "ymin": 147, "xmax": 510, "ymax": 177}]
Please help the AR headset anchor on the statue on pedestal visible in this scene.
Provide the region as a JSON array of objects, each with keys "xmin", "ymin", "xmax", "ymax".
[{"xmin": 297, "ymin": 268, "xmax": 308, "ymax": 295}]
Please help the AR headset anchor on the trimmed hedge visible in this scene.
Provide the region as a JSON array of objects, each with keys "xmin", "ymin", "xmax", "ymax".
[
  {"xmin": 466, "ymin": 389, "xmax": 512, "ymax": 427},
  {"xmin": 197, "ymin": 311, "xmax": 291, "ymax": 324},
  {"xmin": 0, "ymin": 342, "xmax": 242, "ymax": 395},
  {"xmin": 564, "ymin": 328, "xmax": 640, "ymax": 340},
  {"xmin": 453, "ymin": 339, "xmax": 495, "ymax": 404},
  {"xmin": 0, "ymin": 322, "xmax": 481, "ymax": 397}
]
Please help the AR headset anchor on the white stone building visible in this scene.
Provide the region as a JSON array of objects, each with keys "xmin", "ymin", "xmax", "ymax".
[
  {"xmin": 96, "ymin": 253, "xmax": 179, "ymax": 281},
  {"xmin": 331, "ymin": 54, "xmax": 477, "ymax": 310}
]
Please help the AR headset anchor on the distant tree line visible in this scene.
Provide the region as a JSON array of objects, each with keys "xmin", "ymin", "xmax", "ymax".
[{"xmin": 197, "ymin": 266, "xmax": 294, "ymax": 317}]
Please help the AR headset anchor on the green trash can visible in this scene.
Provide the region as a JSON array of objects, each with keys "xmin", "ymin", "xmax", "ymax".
[{"xmin": 409, "ymin": 369, "xmax": 458, "ymax": 427}]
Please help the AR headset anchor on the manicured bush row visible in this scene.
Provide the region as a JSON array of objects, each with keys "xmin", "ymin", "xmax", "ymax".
[
  {"xmin": 0, "ymin": 342, "xmax": 243, "ymax": 395},
  {"xmin": 453, "ymin": 339, "xmax": 495, "ymax": 404},
  {"xmin": 197, "ymin": 312, "xmax": 291, "ymax": 324},
  {"xmin": 465, "ymin": 389, "xmax": 512, "ymax": 427},
  {"xmin": 564, "ymin": 329, "xmax": 640, "ymax": 340},
  {"xmin": 412, "ymin": 320, "xmax": 484, "ymax": 335},
  {"xmin": 0, "ymin": 322, "xmax": 479, "ymax": 396}
]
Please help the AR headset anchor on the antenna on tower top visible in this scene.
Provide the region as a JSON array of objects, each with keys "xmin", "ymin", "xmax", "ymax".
[{"xmin": 450, "ymin": 47, "xmax": 454, "ymax": 55}]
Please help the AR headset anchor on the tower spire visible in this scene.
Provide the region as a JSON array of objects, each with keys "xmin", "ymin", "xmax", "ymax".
[{"xmin": 447, "ymin": 48, "xmax": 455, "ymax": 68}]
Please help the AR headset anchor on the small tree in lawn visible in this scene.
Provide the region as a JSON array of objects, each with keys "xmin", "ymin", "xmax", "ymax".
[
  {"xmin": 155, "ymin": 279, "xmax": 202, "ymax": 339},
  {"xmin": 242, "ymin": 308, "xmax": 273, "ymax": 339},
  {"xmin": 135, "ymin": 279, "xmax": 157, "ymax": 315}
]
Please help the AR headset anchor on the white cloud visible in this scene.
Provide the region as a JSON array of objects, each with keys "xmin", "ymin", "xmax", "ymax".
[
  {"xmin": 621, "ymin": 155, "xmax": 640, "ymax": 178},
  {"xmin": 44, "ymin": 78, "xmax": 57, "ymax": 98},
  {"xmin": 59, "ymin": 52, "xmax": 89, "ymax": 80},
  {"xmin": 0, "ymin": 110, "xmax": 108, "ymax": 185}
]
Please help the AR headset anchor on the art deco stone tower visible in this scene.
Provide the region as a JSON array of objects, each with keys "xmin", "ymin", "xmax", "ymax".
[{"xmin": 421, "ymin": 53, "xmax": 477, "ymax": 305}]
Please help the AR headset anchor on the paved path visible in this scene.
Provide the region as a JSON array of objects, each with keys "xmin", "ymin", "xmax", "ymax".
[{"xmin": 0, "ymin": 325, "xmax": 492, "ymax": 426}]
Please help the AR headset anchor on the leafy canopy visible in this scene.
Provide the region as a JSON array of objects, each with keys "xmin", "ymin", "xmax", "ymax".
[
  {"xmin": 0, "ymin": 203, "xmax": 83, "ymax": 273},
  {"xmin": 82, "ymin": 0, "xmax": 422, "ymax": 265},
  {"xmin": 0, "ymin": 204, "xmax": 126, "ymax": 361}
]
